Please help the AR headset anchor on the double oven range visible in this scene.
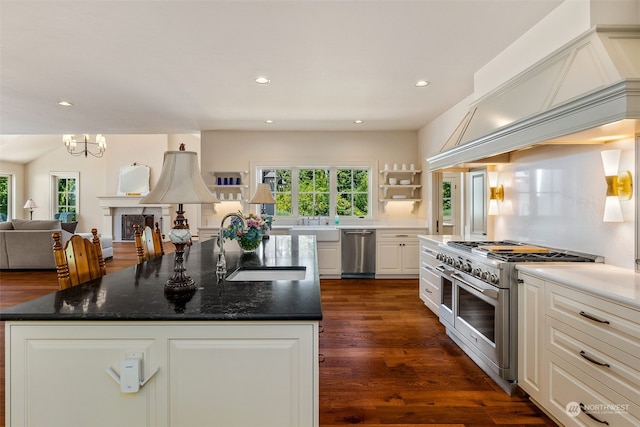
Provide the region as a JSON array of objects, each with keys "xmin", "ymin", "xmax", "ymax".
[{"xmin": 436, "ymin": 240, "xmax": 602, "ymax": 394}]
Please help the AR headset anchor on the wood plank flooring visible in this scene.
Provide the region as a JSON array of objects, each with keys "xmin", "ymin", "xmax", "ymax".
[{"xmin": 0, "ymin": 242, "xmax": 556, "ymax": 426}]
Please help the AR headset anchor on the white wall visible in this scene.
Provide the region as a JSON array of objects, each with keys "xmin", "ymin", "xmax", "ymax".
[
  {"xmin": 200, "ymin": 130, "xmax": 421, "ymax": 223},
  {"xmin": 23, "ymin": 134, "xmax": 176, "ymax": 233},
  {"xmin": 0, "ymin": 160, "xmax": 25, "ymax": 220},
  {"xmin": 491, "ymin": 139, "xmax": 635, "ymax": 269}
]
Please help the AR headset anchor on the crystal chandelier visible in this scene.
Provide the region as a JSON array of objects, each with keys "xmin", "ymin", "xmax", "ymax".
[{"xmin": 63, "ymin": 134, "xmax": 107, "ymax": 158}]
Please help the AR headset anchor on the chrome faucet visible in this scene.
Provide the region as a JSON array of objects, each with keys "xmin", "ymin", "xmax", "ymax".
[{"xmin": 216, "ymin": 212, "xmax": 245, "ymax": 280}]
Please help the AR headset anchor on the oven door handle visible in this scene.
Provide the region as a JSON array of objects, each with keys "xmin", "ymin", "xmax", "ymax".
[
  {"xmin": 451, "ymin": 272, "xmax": 499, "ymax": 299},
  {"xmin": 435, "ymin": 265, "xmax": 453, "ymax": 274}
]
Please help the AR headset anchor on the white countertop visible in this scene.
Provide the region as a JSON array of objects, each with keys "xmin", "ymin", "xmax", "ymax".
[
  {"xmin": 418, "ymin": 234, "xmax": 486, "ymax": 244},
  {"xmin": 516, "ymin": 263, "xmax": 640, "ymax": 309}
]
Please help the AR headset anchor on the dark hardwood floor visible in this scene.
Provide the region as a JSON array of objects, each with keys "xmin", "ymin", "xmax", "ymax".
[{"xmin": 0, "ymin": 242, "xmax": 556, "ymax": 426}]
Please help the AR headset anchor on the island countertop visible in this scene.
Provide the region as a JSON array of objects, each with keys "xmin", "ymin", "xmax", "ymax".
[{"xmin": 0, "ymin": 235, "xmax": 322, "ymax": 321}]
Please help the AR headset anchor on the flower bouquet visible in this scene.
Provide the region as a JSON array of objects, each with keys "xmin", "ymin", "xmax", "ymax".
[{"xmin": 223, "ymin": 211, "xmax": 273, "ymax": 252}]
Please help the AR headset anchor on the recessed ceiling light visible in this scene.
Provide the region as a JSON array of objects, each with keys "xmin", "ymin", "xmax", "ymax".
[
  {"xmin": 58, "ymin": 101, "xmax": 73, "ymax": 107},
  {"xmin": 353, "ymin": 120, "xmax": 363, "ymax": 124},
  {"xmin": 414, "ymin": 80, "xmax": 430, "ymax": 87},
  {"xmin": 255, "ymin": 77, "xmax": 271, "ymax": 84},
  {"xmin": 265, "ymin": 120, "xmax": 274, "ymax": 124}
]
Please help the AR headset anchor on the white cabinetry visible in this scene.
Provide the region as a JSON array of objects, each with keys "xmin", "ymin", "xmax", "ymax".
[
  {"xmin": 517, "ymin": 273, "xmax": 546, "ymax": 403},
  {"xmin": 316, "ymin": 241, "xmax": 341, "ymax": 277},
  {"xmin": 517, "ymin": 272, "xmax": 640, "ymax": 426},
  {"xmin": 418, "ymin": 236, "xmax": 441, "ymax": 315},
  {"xmin": 376, "ymin": 229, "xmax": 425, "ymax": 277},
  {"xmin": 6, "ymin": 321, "xmax": 319, "ymax": 427}
]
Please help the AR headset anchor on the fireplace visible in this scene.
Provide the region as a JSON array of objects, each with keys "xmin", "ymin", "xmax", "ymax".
[
  {"xmin": 97, "ymin": 196, "xmax": 173, "ymax": 242},
  {"xmin": 121, "ymin": 214, "xmax": 155, "ymax": 241}
]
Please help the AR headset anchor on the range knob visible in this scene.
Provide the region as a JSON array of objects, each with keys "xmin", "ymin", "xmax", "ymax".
[
  {"xmin": 462, "ymin": 263, "xmax": 472, "ymax": 273},
  {"xmin": 473, "ymin": 267, "xmax": 482, "ymax": 277},
  {"xmin": 436, "ymin": 253, "xmax": 444, "ymax": 261},
  {"xmin": 454, "ymin": 259, "xmax": 463, "ymax": 269},
  {"xmin": 489, "ymin": 273, "xmax": 499, "ymax": 284},
  {"xmin": 481, "ymin": 271, "xmax": 490, "ymax": 280},
  {"xmin": 446, "ymin": 256, "xmax": 454, "ymax": 266}
]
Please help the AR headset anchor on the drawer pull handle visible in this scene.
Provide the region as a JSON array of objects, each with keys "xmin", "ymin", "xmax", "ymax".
[
  {"xmin": 579, "ymin": 350, "xmax": 610, "ymax": 368},
  {"xmin": 425, "ymin": 289, "xmax": 432, "ymax": 294},
  {"xmin": 579, "ymin": 311, "xmax": 610, "ymax": 324},
  {"xmin": 579, "ymin": 403, "xmax": 609, "ymax": 425}
]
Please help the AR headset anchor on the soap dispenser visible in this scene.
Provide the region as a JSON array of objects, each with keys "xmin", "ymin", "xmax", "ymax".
[{"xmin": 334, "ymin": 214, "xmax": 339, "ymax": 225}]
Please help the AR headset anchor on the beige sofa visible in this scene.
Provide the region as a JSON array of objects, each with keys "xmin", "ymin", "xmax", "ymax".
[
  {"xmin": 0, "ymin": 219, "xmax": 114, "ymax": 270},
  {"xmin": 0, "ymin": 219, "xmax": 71, "ymax": 269}
]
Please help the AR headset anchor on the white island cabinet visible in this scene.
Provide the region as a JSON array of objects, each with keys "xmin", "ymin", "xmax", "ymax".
[
  {"xmin": 2, "ymin": 236, "xmax": 322, "ymax": 427},
  {"xmin": 7, "ymin": 321, "xmax": 317, "ymax": 427},
  {"xmin": 517, "ymin": 264, "xmax": 640, "ymax": 427}
]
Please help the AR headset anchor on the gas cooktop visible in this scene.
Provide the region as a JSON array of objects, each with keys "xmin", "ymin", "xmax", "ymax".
[{"xmin": 445, "ymin": 240, "xmax": 603, "ymax": 263}]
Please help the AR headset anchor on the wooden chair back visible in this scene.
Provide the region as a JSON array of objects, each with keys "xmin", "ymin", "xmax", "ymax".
[
  {"xmin": 134, "ymin": 222, "xmax": 164, "ymax": 263},
  {"xmin": 52, "ymin": 228, "xmax": 106, "ymax": 290}
]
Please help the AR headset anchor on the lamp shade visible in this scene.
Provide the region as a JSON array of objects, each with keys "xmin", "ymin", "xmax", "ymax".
[
  {"xmin": 601, "ymin": 150, "xmax": 621, "ymax": 176},
  {"xmin": 249, "ymin": 183, "xmax": 276, "ymax": 204},
  {"xmin": 141, "ymin": 149, "xmax": 219, "ymax": 204},
  {"xmin": 23, "ymin": 199, "xmax": 38, "ymax": 209}
]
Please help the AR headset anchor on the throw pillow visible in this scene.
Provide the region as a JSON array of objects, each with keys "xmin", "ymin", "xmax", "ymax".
[
  {"xmin": 12, "ymin": 219, "xmax": 61, "ymax": 230},
  {"xmin": 61, "ymin": 222, "xmax": 78, "ymax": 233}
]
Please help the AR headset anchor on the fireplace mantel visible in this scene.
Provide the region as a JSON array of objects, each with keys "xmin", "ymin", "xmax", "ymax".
[{"xmin": 97, "ymin": 196, "xmax": 173, "ymax": 241}]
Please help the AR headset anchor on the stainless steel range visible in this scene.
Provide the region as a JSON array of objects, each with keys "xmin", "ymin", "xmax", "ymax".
[{"xmin": 436, "ymin": 240, "xmax": 603, "ymax": 395}]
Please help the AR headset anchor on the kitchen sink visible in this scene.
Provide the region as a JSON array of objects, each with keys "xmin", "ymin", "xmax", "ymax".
[
  {"xmin": 226, "ymin": 266, "xmax": 307, "ymax": 282},
  {"xmin": 289, "ymin": 226, "xmax": 340, "ymax": 241}
]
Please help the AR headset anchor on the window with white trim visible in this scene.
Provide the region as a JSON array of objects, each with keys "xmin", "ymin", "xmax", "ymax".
[
  {"xmin": 257, "ymin": 166, "xmax": 371, "ymax": 218},
  {"xmin": 51, "ymin": 172, "xmax": 79, "ymax": 217}
]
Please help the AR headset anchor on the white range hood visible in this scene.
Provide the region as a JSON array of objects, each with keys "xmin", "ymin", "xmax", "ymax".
[{"xmin": 427, "ymin": 26, "xmax": 640, "ymax": 171}]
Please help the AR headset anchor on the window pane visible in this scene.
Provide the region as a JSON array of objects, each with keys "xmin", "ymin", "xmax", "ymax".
[
  {"xmin": 276, "ymin": 193, "xmax": 291, "ymax": 216},
  {"xmin": 337, "ymin": 170, "xmax": 352, "ymax": 192},
  {"xmin": 54, "ymin": 175, "xmax": 78, "ymax": 215},
  {"xmin": 354, "ymin": 193, "xmax": 368, "ymax": 216},
  {"xmin": 299, "ymin": 193, "xmax": 314, "ymax": 216},
  {"xmin": 336, "ymin": 168, "xmax": 369, "ymax": 217},
  {"xmin": 0, "ymin": 176, "xmax": 9, "ymax": 221},
  {"xmin": 354, "ymin": 170, "xmax": 368, "ymax": 191},
  {"xmin": 261, "ymin": 168, "xmax": 291, "ymax": 217},
  {"xmin": 316, "ymin": 193, "xmax": 329, "ymax": 216},
  {"xmin": 337, "ymin": 193, "xmax": 351, "ymax": 216}
]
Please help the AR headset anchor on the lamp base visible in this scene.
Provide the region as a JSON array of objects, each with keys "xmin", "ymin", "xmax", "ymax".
[{"xmin": 165, "ymin": 205, "xmax": 197, "ymax": 293}]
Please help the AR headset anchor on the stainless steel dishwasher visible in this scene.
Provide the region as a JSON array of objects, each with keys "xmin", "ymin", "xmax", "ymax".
[{"xmin": 341, "ymin": 229, "xmax": 376, "ymax": 278}]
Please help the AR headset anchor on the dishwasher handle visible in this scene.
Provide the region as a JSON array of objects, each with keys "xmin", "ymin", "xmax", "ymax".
[{"xmin": 343, "ymin": 230, "xmax": 374, "ymax": 235}]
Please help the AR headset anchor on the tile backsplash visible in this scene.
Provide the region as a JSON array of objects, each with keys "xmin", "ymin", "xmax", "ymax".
[{"xmin": 492, "ymin": 140, "xmax": 635, "ymax": 270}]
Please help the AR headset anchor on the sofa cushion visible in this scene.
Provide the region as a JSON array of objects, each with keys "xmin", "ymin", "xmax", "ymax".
[
  {"xmin": 0, "ymin": 222, "xmax": 14, "ymax": 230},
  {"xmin": 12, "ymin": 219, "xmax": 61, "ymax": 230},
  {"xmin": 61, "ymin": 221, "xmax": 78, "ymax": 233}
]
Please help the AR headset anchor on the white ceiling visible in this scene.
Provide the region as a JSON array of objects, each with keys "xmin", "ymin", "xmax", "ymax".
[{"xmin": 0, "ymin": 0, "xmax": 563, "ymax": 163}]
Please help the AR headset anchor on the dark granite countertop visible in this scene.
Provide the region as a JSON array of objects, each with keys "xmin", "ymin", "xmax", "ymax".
[{"xmin": 0, "ymin": 235, "xmax": 322, "ymax": 321}]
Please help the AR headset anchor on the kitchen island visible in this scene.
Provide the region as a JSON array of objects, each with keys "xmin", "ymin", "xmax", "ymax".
[{"xmin": 1, "ymin": 235, "xmax": 322, "ymax": 427}]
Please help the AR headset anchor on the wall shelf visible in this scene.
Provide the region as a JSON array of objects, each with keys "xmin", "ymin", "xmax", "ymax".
[
  {"xmin": 379, "ymin": 168, "xmax": 421, "ymax": 209},
  {"xmin": 207, "ymin": 170, "xmax": 249, "ymax": 210}
]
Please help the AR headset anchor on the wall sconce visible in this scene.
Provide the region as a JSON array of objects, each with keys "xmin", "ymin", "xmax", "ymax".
[
  {"xmin": 601, "ymin": 150, "xmax": 633, "ymax": 222},
  {"xmin": 488, "ymin": 171, "xmax": 504, "ymax": 216}
]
